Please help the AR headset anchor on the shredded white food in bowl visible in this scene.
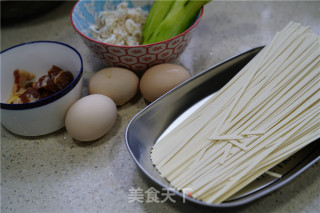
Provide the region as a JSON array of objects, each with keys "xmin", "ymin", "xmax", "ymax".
[{"xmin": 89, "ymin": 2, "xmax": 148, "ymax": 46}]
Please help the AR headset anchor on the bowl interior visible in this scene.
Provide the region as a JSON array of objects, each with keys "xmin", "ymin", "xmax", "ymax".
[
  {"xmin": 1, "ymin": 41, "xmax": 82, "ymax": 104},
  {"xmin": 72, "ymin": 0, "xmax": 153, "ymax": 39}
]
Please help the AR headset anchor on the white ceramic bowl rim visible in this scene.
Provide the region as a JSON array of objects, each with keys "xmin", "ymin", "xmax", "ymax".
[
  {"xmin": 71, "ymin": 0, "xmax": 204, "ymax": 48},
  {"xmin": 0, "ymin": 41, "xmax": 83, "ymax": 110}
]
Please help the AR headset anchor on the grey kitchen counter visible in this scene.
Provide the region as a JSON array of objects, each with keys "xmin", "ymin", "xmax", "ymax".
[{"xmin": 1, "ymin": 1, "xmax": 319, "ymax": 213}]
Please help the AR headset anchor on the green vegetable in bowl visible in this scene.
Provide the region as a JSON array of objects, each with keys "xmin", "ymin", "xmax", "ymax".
[
  {"xmin": 142, "ymin": 0, "xmax": 174, "ymax": 43},
  {"xmin": 142, "ymin": 0, "xmax": 210, "ymax": 45}
]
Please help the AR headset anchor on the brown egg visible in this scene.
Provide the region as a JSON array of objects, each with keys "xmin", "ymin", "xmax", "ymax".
[
  {"xmin": 65, "ymin": 94, "xmax": 117, "ymax": 142},
  {"xmin": 140, "ymin": 64, "xmax": 190, "ymax": 102},
  {"xmin": 89, "ymin": 67, "xmax": 139, "ymax": 106}
]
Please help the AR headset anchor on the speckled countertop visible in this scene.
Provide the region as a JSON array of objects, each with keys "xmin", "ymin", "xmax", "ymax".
[{"xmin": 1, "ymin": 1, "xmax": 320, "ymax": 213}]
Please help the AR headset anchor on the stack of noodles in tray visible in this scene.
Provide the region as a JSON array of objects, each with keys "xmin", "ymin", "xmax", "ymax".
[{"xmin": 151, "ymin": 22, "xmax": 320, "ymax": 204}]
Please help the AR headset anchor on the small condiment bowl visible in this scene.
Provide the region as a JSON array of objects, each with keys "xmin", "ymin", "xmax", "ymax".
[
  {"xmin": 1, "ymin": 41, "xmax": 83, "ymax": 136},
  {"xmin": 71, "ymin": 0, "xmax": 203, "ymax": 74}
]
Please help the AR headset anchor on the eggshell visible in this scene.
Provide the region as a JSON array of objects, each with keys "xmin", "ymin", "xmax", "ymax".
[
  {"xmin": 140, "ymin": 64, "xmax": 190, "ymax": 102},
  {"xmin": 65, "ymin": 94, "xmax": 117, "ymax": 142},
  {"xmin": 89, "ymin": 67, "xmax": 139, "ymax": 106}
]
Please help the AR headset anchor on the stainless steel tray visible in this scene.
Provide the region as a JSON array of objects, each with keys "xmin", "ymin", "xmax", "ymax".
[{"xmin": 125, "ymin": 47, "xmax": 320, "ymax": 208}]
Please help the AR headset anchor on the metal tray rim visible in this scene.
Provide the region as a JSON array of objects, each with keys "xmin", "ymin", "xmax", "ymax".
[{"xmin": 125, "ymin": 47, "xmax": 320, "ymax": 208}]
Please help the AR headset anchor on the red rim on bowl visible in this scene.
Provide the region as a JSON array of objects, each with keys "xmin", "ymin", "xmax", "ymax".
[{"xmin": 70, "ymin": 1, "xmax": 204, "ymax": 48}]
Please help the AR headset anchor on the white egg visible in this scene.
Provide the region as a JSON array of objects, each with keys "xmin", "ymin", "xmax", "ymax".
[
  {"xmin": 65, "ymin": 94, "xmax": 117, "ymax": 142},
  {"xmin": 89, "ymin": 67, "xmax": 139, "ymax": 106}
]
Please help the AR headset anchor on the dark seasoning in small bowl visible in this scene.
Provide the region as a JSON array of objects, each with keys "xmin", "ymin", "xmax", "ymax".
[
  {"xmin": 7, "ymin": 65, "xmax": 74, "ymax": 104},
  {"xmin": 1, "ymin": 41, "xmax": 83, "ymax": 136}
]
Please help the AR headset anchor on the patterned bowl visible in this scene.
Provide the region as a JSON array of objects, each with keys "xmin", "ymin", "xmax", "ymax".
[{"xmin": 71, "ymin": 0, "xmax": 203, "ymax": 74}]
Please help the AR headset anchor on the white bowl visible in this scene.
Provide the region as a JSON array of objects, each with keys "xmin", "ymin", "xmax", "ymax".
[{"xmin": 1, "ymin": 41, "xmax": 83, "ymax": 136}]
